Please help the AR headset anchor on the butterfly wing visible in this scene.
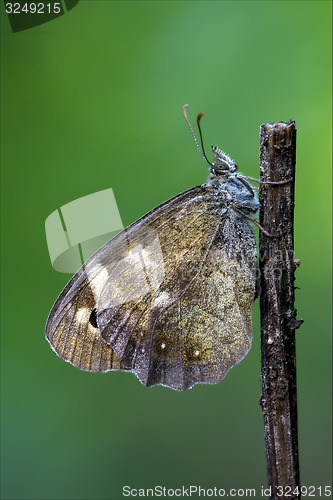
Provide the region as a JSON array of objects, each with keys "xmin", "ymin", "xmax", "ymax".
[
  {"xmin": 97, "ymin": 196, "xmax": 258, "ymax": 390},
  {"xmin": 45, "ymin": 265, "xmax": 129, "ymax": 372},
  {"xmin": 46, "ymin": 184, "xmax": 258, "ymax": 390},
  {"xmin": 45, "ymin": 186, "xmax": 216, "ymax": 374}
]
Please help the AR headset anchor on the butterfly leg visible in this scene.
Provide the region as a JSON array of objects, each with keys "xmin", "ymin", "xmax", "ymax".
[
  {"xmin": 235, "ymin": 174, "xmax": 293, "ymax": 185},
  {"xmin": 230, "ymin": 203, "xmax": 279, "ymax": 238}
]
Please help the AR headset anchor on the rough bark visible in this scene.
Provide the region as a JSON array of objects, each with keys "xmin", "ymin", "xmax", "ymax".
[{"xmin": 259, "ymin": 121, "xmax": 303, "ymax": 499}]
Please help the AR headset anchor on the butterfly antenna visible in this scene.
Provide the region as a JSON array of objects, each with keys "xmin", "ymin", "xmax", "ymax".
[
  {"xmin": 196, "ymin": 112, "xmax": 213, "ymax": 166},
  {"xmin": 182, "ymin": 104, "xmax": 213, "ymax": 166}
]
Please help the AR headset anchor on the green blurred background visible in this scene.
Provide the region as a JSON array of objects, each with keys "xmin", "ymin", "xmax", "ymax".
[{"xmin": 1, "ymin": 1, "xmax": 331, "ymax": 499}]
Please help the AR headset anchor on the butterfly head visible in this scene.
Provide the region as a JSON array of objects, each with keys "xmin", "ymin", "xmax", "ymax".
[
  {"xmin": 182, "ymin": 105, "xmax": 238, "ymax": 179},
  {"xmin": 210, "ymin": 145, "xmax": 238, "ymax": 177}
]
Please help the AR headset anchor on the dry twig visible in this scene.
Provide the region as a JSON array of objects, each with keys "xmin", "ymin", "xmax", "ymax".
[{"xmin": 259, "ymin": 121, "xmax": 303, "ymax": 499}]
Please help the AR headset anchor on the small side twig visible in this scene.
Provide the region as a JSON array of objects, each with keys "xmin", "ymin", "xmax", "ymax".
[{"xmin": 259, "ymin": 121, "xmax": 303, "ymax": 499}]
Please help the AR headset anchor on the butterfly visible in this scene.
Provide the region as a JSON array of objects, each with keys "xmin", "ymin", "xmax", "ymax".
[{"xmin": 45, "ymin": 105, "xmax": 259, "ymax": 391}]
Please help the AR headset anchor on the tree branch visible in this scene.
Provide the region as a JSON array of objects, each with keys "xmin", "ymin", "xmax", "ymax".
[{"xmin": 259, "ymin": 121, "xmax": 303, "ymax": 499}]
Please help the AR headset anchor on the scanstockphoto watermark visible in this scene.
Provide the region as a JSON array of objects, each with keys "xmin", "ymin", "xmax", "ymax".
[
  {"xmin": 122, "ymin": 485, "xmax": 257, "ymax": 497},
  {"xmin": 123, "ymin": 485, "xmax": 333, "ymax": 498}
]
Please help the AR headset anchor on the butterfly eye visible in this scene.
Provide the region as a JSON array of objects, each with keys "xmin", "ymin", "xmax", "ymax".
[{"xmin": 89, "ymin": 309, "xmax": 98, "ymax": 329}]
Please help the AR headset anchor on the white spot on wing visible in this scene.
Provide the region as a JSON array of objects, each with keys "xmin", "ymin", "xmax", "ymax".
[
  {"xmin": 153, "ymin": 291, "xmax": 171, "ymax": 308},
  {"xmin": 89, "ymin": 265, "xmax": 109, "ymax": 299},
  {"xmin": 76, "ymin": 307, "xmax": 89, "ymax": 323},
  {"xmin": 87, "ymin": 237, "xmax": 166, "ymax": 309}
]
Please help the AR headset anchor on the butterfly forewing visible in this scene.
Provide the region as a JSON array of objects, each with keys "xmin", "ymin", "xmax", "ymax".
[
  {"xmin": 46, "ymin": 186, "xmax": 214, "ymax": 376},
  {"xmin": 45, "ymin": 280, "xmax": 128, "ymax": 372},
  {"xmin": 46, "ymin": 181, "xmax": 258, "ymax": 390}
]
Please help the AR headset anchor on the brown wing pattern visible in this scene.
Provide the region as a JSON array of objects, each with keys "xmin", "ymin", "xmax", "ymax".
[
  {"xmin": 46, "ymin": 186, "xmax": 216, "ymax": 375},
  {"xmin": 46, "ymin": 184, "xmax": 257, "ymax": 390},
  {"xmin": 97, "ymin": 204, "xmax": 257, "ymax": 390},
  {"xmin": 46, "ymin": 282, "xmax": 128, "ymax": 372}
]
